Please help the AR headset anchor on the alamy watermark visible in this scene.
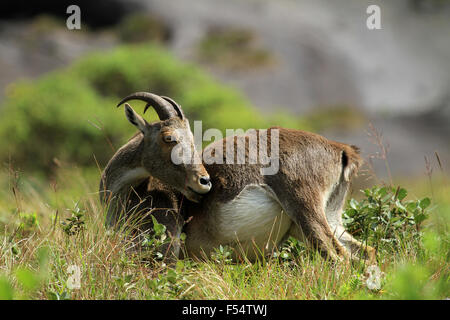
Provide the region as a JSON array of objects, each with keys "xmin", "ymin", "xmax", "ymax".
[
  {"xmin": 66, "ymin": 265, "xmax": 81, "ymax": 290},
  {"xmin": 66, "ymin": 5, "xmax": 81, "ymax": 30},
  {"xmin": 366, "ymin": 5, "xmax": 382, "ymax": 30},
  {"xmin": 65, "ymin": 4, "xmax": 382, "ymax": 31},
  {"xmin": 366, "ymin": 265, "xmax": 383, "ymax": 290}
]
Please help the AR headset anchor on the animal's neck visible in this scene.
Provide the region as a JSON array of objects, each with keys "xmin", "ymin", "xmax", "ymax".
[
  {"xmin": 103, "ymin": 133, "xmax": 150, "ymax": 195},
  {"xmin": 112, "ymin": 167, "xmax": 150, "ymax": 195}
]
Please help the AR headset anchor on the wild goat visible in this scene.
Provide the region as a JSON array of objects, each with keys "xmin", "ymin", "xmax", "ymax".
[
  {"xmin": 100, "ymin": 92, "xmax": 375, "ymax": 263},
  {"xmin": 99, "ymin": 92, "xmax": 211, "ymax": 258}
]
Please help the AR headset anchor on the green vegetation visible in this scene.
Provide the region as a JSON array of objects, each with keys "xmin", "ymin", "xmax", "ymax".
[
  {"xmin": 343, "ymin": 186, "xmax": 430, "ymax": 252},
  {"xmin": 0, "ymin": 44, "xmax": 302, "ymax": 174},
  {"xmin": 197, "ymin": 27, "xmax": 274, "ymax": 70},
  {"xmin": 0, "ymin": 167, "xmax": 448, "ymax": 299},
  {"xmin": 116, "ymin": 14, "xmax": 172, "ymax": 44},
  {"xmin": 303, "ymin": 105, "xmax": 366, "ymax": 132}
]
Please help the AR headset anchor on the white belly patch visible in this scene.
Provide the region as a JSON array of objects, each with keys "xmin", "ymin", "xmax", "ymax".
[{"xmin": 214, "ymin": 184, "xmax": 292, "ymax": 252}]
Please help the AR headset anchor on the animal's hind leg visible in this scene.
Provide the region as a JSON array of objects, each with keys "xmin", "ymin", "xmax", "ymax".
[
  {"xmin": 329, "ymin": 223, "xmax": 376, "ymax": 263},
  {"xmin": 278, "ymin": 192, "xmax": 350, "ymax": 262},
  {"xmin": 325, "ymin": 183, "xmax": 376, "ymax": 263}
]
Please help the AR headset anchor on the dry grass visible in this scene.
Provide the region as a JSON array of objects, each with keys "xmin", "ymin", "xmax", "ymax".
[{"xmin": 0, "ymin": 166, "xmax": 448, "ymax": 300}]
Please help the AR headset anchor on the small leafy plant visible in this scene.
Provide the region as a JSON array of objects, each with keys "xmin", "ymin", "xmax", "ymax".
[
  {"xmin": 146, "ymin": 267, "xmax": 187, "ymax": 298},
  {"xmin": 17, "ymin": 212, "xmax": 39, "ymax": 235},
  {"xmin": 61, "ymin": 203, "xmax": 85, "ymax": 236},
  {"xmin": 273, "ymin": 237, "xmax": 306, "ymax": 264},
  {"xmin": 343, "ymin": 186, "xmax": 431, "ymax": 251},
  {"xmin": 141, "ymin": 216, "xmax": 171, "ymax": 261},
  {"xmin": 211, "ymin": 245, "xmax": 234, "ymax": 264}
]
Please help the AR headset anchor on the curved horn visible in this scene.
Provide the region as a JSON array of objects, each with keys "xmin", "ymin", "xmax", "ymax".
[
  {"xmin": 161, "ymin": 96, "xmax": 184, "ymax": 119},
  {"xmin": 116, "ymin": 92, "xmax": 177, "ymax": 120},
  {"xmin": 143, "ymin": 96, "xmax": 184, "ymax": 120}
]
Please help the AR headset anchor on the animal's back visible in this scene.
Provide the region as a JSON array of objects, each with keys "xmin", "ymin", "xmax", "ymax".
[{"xmin": 184, "ymin": 128, "xmax": 358, "ymax": 260}]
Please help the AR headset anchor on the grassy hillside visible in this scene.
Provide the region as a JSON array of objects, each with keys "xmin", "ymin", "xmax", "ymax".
[{"xmin": 0, "ymin": 43, "xmax": 447, "ymax": 300}]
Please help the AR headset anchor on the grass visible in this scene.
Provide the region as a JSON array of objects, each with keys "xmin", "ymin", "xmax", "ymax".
[{"xmin": 0, "ymin": 165, "xmax": 448, "ymax": 300}]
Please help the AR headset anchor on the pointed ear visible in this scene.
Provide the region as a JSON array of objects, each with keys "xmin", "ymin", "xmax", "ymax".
[{"xmin": 124, "ymin": 103, "xmax": 148, "ymax": 133}]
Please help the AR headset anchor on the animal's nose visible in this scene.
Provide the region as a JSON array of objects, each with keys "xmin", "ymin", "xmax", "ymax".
[
  {"xmin": 199, "ymin": 176, "xmax": 211, "ymax": 186},
  {"xmin": 192, "ymin": 174, "xmax": 211, "ymax": 194}
]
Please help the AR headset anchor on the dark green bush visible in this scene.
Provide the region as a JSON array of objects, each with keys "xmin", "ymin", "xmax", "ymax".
[
  {"xmin": 0, "ymin": 73, "xmax": 128, "ymax": 172},
  {"xmin": 343, "ymin": 186, "xmax": 431, "ymax": 252},
  {"xmin": 0, "ymin": 44, "xmax": 299, "ymax": 173},
  {"xmin": 71, "ymin": 45, "xmax": 270, "ymax": 131}
]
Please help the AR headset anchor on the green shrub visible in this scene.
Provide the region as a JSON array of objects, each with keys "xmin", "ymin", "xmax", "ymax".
[
  {"xmin": 71, "ymin": 45, "xmax": 191, "ymax": 98},
  {"xmin": 116, "ymin": 14, "xmax": 171, "ymax": 44},
  {"xmin": 197, "ymin": 27, "xmax": 274, "ymax": 70},
  {"xmin": 0, "ymin": 73, "xmax": 130, "ymax": 173},
  {"xmin": 0, "ymin": 44, "xmax": 298, "ymax": 173},
  {"xmin": 71, "ymin": 45, "xmax": 271, "ymax": 132},
  {"xmin": 343, "ymin": 186, "xmax": 431, "ymax": 252}
]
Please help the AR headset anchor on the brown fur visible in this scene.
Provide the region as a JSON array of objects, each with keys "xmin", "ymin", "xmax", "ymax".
[
  {"xmin": 100, "ymin": 99, "xmax": 374, "ymax": 263},
  {"xmin": 183, "ymin": 128, "xmax": 373, "ymax": 262}
]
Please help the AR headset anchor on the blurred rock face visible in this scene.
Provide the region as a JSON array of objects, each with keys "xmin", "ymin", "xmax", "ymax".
[
  {"xmin": 136, "ymin": 0, "xmax": 450, "ymax": 116},
  {"xmin": 0, "ymin": 0, "xmax": 449, "ymax": 177},
  {"xmin": 0, "ymin": 19, "xmax": 116, "ymax": 100},
  {"xmin": 134, "ymin": 0, "xmax": 450, "ymax": 177}
]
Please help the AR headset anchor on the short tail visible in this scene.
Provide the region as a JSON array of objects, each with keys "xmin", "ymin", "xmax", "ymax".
[{"xmin": 341, "ymin": 145, "xmax": 363, "ymax": 181}]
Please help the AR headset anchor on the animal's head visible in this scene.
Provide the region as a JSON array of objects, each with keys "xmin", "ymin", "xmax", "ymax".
[{"xmin": 117, "ymin": 92, "xmax": 211, "ymax": 202}]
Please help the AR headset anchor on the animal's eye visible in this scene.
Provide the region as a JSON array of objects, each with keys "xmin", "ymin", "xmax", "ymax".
[{"xmin": 163, "ymin": 135, "xmax": 177, "ymax": 143}]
